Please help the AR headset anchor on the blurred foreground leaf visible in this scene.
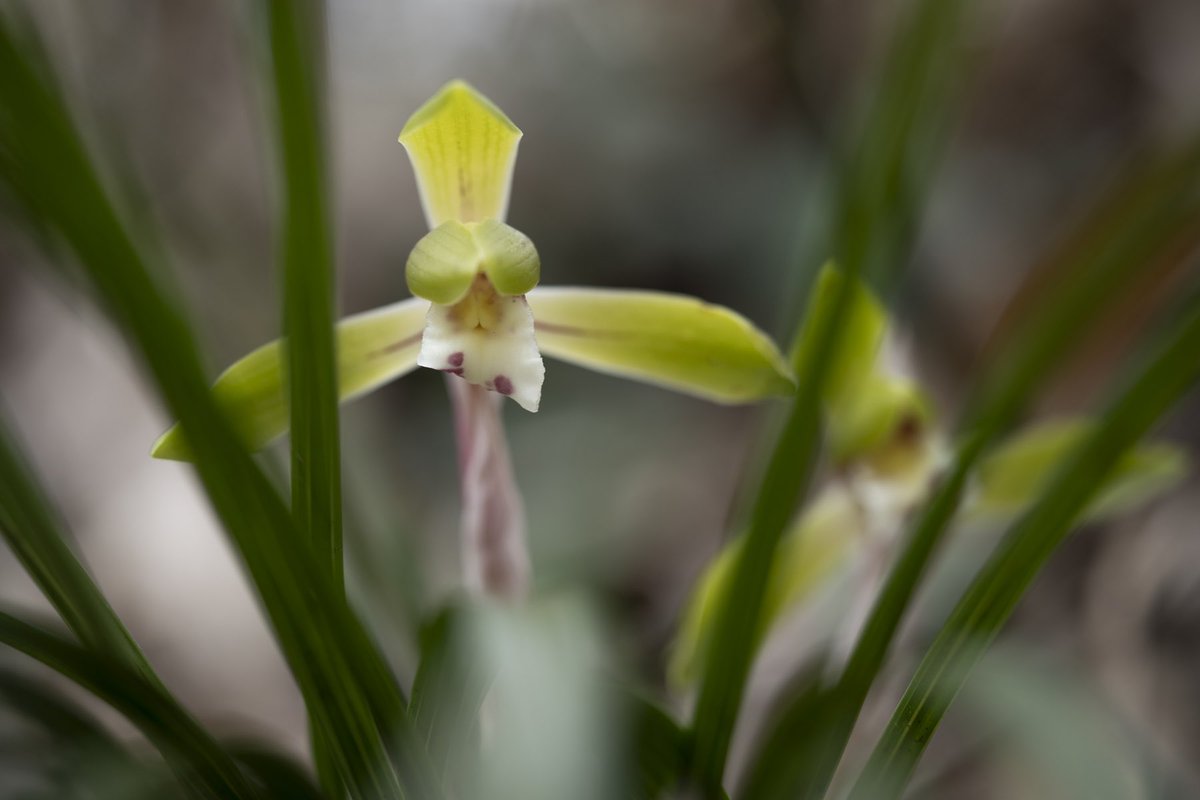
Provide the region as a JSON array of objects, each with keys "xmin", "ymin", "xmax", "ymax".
[
  {"xmin": 461, "ymin": 596, "xmax": 617, "ymax": 800},
  {"xmin": 0, "ymin": 413, "xmax": 153, "ymax": 679},
  {"xmin": 626, "ymin": 692, "xmax": 687, "ymax": 800},
  {"xmin": 410, "ymin": 605, "xmax": 493, "ymax": 792},
  {"xmin": 0, "ymin": 15, "xmax": 432, "ymax": 799},
  {"xmin": 0, "ymin": 610, "xmax": 255, "ymax": 799},
  {"xmin": 265, "ymin": 0, "xmax": 343, "ymax": 591},
  {"xmin": 228, "ymin": 743, "xmax": 325, "ymax": 800},
  {"xmin": 0, "ymin": 667, "xmax": 132, "ymax": 766}
]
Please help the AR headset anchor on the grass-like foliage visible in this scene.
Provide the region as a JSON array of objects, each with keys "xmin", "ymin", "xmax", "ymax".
[{"xmin": 0, "ymin": 2, "xmax": 1197, "ymax": 800}]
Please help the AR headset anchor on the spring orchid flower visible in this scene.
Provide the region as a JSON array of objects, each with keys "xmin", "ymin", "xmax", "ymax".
[
  {"xmin": 152, "ymin": 81, "xmax": 793, "ymax": 459},
  {"xmin": 152, "ymin": 81, "xmax": 794, "ymax": 596},
  {"xmin": 669, "ymin": 265, "xmax": 1187, "ymax": 687}
]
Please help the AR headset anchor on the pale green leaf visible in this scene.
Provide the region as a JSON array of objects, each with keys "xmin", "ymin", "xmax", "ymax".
[
  {"xmin": 527, "ymin": 287, "xmax": 794, "ymax": 404},
  {"xmin": 970, "ymin": 418, "xmax": 1188, "ymax": 522},
  {"xmin": 399, "ymin": 80, "xmax": 522, "ymax": 227},
  {"xmin": 153, "ymin": 297, "xmax": 427, "ymax": 460}
]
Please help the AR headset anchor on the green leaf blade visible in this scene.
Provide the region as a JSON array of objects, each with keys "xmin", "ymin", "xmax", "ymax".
[
  {"xmin": 0, "ymin": 610, "xmax": 256, "ymax": 799},
  {"xmin": 0, "ymin": 18, "xmax": 434, "ymax": 799},
  {"xmin": 266, "ymin": 0, "xmax": 344, "ymax": 599}
]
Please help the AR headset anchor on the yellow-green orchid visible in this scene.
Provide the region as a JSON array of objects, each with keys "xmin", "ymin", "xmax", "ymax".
[
  {"xmin": 670, "ymin": 266, "xmax": 1188, "ymax": 688},
  {"xmin": 151, "ymin": 80, "xmax": 793, "ymax": 461}
]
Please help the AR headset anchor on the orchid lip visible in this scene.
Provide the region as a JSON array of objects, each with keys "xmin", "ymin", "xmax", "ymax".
[{"xmin": 416, "ymin": 274, "xmax": 545, "ymax": 412}]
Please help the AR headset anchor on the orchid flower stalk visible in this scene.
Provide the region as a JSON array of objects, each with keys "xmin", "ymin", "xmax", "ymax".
[{"xmin": 153, "ymin": 81, "xmax": 795, "ymax": 599}]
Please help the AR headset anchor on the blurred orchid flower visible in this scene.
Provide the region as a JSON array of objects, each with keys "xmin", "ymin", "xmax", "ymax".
[
  {"xmin": 152, "ymin": 81, "xmax": 793, "ymax": 597},
  {"xmin": 670, "ymin": 265, "xmax": 1188, "ymax": 687},
  {"xmin": 151, "ymin": 80, "xmax": 793, "ymax": 459}
]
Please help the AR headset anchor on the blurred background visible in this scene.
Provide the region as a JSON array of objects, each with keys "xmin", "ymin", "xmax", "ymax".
[{"xmin": 2, "ymin": 0, "xmax": 1199, "ymax": 797}]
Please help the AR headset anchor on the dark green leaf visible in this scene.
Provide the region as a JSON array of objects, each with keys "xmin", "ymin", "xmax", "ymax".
[
  {"xmin": 828, "ymin": 0, "xmax": 974, "ymax": 291},
  {"xmin": 685, "ymin": 300, "xmax": 831, "ymax": 793},
  {"xmin": 228, "ymin": 743, "xmax": 326, "ymax": 800},
  {"xmin": 0, "ymin": 413, "xmax": 153, "ymax": 680},
  {"xmin": 626, "ymin": 691, "xmax": 686, "ymax": 800},
  {"xmin": 263, "ymin": 3, "xmax": 344, "ymax": 793},
  {"xmin": 265, "ymin": 0, "xmax": 343, "ymax": 591},
  {"xmin": 0, "ymin": 16, "xmax": 434, "ymax": 799},
  {"xmin": 0, "ymin": 410, "xmax": 247, "ymax": 794},
  {"xmin": 0, "ymin": 666, "xmax": 132, "ymax": 765},
  {"xmin": 0, "ymin": 610, "xmax": 255, "ymax": 799},
  {"xmin": 736, "ymin": 665, "xmax": 838, "ymax": 800}
]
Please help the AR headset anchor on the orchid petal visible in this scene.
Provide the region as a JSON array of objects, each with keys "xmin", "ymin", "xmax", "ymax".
[
  {"xmin": 406, "ymin": 219, "xmax": 540, "ymax": 305},
  {"xmin": 398, "ymin": 80, "xmax": 522, "ymax": 228},
  {"xmin": 152, "ymin": 297, "xmax": 428, "ymax": 460},
  {"xmin": 526, "ymin": 287, "xmax": 794, "ymax": 403},
  {"xmin": 970, "ymin": 418, "xmax": 1188, "ymax": 522},
  {"xmin": 406, "ymin": 221, "xmax": 481, "ymax": 305},
  {"xmin": 473, "ymin": 219, "xmax": 539, "ymax": 296}
]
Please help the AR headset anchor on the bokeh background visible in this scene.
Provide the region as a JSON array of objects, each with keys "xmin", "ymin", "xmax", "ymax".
[{"xmin": 2, "ymin": 0, "xmax": 1200, "ymax": 797}]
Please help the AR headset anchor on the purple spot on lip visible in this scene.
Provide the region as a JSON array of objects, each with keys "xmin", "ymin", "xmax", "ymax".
[
  {"xmin": 440, "ymin": 367, "xmax": 464, "ymax": 376},
  {"xmin": 494, "ymin": 375, "xmax": 513, "ymax": 395},
  {"xmin": 448, "ymin": 352, "xmax": 464, "ymax": 367}
]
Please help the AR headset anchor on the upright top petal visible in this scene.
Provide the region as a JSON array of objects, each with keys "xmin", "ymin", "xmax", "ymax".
[{"xmin": 399, "ymin": 80, "xmax": 523, "ymax": 228}]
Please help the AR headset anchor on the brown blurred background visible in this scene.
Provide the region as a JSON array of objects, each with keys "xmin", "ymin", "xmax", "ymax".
[{"xmin": 1, "ymin": 0, "xmax": 1199, "ymax": 797}]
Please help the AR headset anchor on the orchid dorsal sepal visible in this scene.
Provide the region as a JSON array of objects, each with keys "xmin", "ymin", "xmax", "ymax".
[
  {"xmin": 791, "ymin": 262, "xmax": 886, "ymax": 402},
  {"xmin": 151, "ymin": 297, "xmax": 427, "ymax": 461},
  {"xmin": 969, "ymin": 417, "xmax": 1188, "ymax": 522},
  {"xmin": 792, "ymin": 262, "xmax": 935, "ymax": 468},
  {"xmin": 399, "ymin": 80, "xmax": 522, "ymax": 228},
  {"xmin": 406, "ymin": 219, "xmax": 540, "ymax": 305}
]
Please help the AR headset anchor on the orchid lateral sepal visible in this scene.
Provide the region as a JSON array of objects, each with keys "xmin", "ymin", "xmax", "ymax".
[{"xmin": 151, "ymin": 297, "xmax": 426, "ymax": 460}]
